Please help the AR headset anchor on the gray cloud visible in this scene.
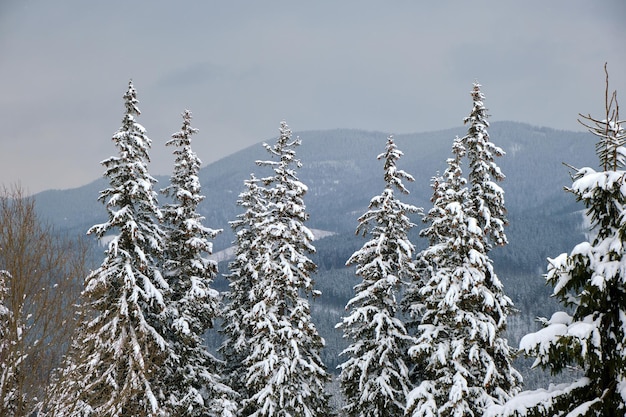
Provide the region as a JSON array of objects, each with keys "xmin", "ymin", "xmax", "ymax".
[{"xmin": 0, "ymin": 0, "xmax": 624, "ymax": 193}]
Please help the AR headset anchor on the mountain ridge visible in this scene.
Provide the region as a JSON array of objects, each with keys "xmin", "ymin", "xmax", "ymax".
[
  {"xmin": 34, "ymin": 121, "xmax": 595, "ymax": 255},
  {"xmin": 32, "ymin": 121, "xmax": 597, "ymax": 386}
]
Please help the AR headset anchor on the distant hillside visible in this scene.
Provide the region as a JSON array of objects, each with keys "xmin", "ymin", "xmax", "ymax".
[
  {"xmin": 37, "ymin": 121, "xmax": 594, "ymax": 250},
  {"xmin": 34, "ymin": 121, "xmax": 598, "ymax": 387}
]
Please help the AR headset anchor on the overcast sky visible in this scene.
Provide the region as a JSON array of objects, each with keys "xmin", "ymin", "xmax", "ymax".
[{"xmin": 1, "ymin": 1, "xmax": 625, "ymax": 194}]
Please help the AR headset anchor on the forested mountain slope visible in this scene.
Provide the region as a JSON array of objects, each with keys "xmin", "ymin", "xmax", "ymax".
[
  {"xmin": 34, "ymin": 121, "xmax": 596, "ymax": 387},
  {"xmin": 37, "ymin": 122, "xmax": 593, "ymax": 257}
]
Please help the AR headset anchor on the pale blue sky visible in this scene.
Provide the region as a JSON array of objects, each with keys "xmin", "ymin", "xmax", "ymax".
[{"xmin": 1, "ymin": 1, "xmax": 624, "ymax": 193}]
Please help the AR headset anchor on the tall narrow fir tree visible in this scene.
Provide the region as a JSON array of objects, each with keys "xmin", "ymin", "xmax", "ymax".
[
  {"xmin": 337, "ymin": 136, "xmax": 418, "ymax": 417},
  {"xmin": 219, "ymin": 173, "xmax": 267, "ymax": 402},
  {"xmin": 229, "ymin": 122, "xmax": 331, "ymax": 417},
  {"xmin": 45, "ymin": 81, "xmax": 169, "ymax": 417},
  {"xmin": 160, "ymin": 110, "xmax": 236, "ymax": 417},
  {"xmin": 462, "ymin": 83, "xmax": 507, "ymax": 249},
  {"xmin": 405, "ymin": 84, "xmax": 521, "ymax": 417}
]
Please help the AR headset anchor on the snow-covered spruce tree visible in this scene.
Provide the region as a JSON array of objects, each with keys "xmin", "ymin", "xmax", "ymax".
[
  {"xmin": 489, "ymin": 67, "xmax": 626, "ymax": 417},
  {"xmin": 404, "ymin": 136, "xmax": 521, "ymax": 415},
  {"xmin": 160, "ymin": 110, "xmax": 236, "ymax": 417},
  {"xmin": 401, "ymin": 138, "xmax": 469, "ymax": 358},
  {"xmin": 45, "ymin": 81, "xmax": 169, "ymax": 417},
  {"xmin": 219, "ymin": 173, "xmax": 266, "ymax": 401},
  {"xmin": 236, "ymin": 122, "xmax": 331, "ymax": 417},
  {"xmin": 462, "ymin": 82, "xmax": 507, "ymax": 249},
  {"xmin": 337, "ymin": 136, "xmax": 419, "ymax": 417}
]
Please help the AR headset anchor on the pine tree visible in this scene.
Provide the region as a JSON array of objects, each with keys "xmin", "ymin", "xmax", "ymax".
[
  {"xmin": 462, "ymin": 82, "xmax": 507, "ymax": 248},
  {"xmin": 219, "ymin": 173, "xmax": 266, "ymax": 401},
  {"xmin": 232, "ymin": 122, "xmax": 331, "ymax": 417},
  {"xmin": 337, "ymin": 136, "xmax": 419, "ymax": 417},
  {"xmin": 493, "ymin": 66, "xmax": 626, "ymax": 417},
  {"xmin": 45, "ymin": 81, "xmax": 169, "ymax": 417},
  {"xmin": 160, "ymin": 110, "xmax": 236, "ymax": 417},
  {"xmin": 405, "ymin": 86, "xmax": 520, "ymax": 417}
]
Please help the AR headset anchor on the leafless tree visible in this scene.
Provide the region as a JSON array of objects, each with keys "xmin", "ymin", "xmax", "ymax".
[{"xmin": 0, "ymin": 185, "xmax": 88, "ymax": 416}]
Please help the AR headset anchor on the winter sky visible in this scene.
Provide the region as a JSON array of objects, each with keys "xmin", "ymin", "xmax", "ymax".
[{"xmin": 1, "ymin": 1, "xmax": 625, "ymax": 194}]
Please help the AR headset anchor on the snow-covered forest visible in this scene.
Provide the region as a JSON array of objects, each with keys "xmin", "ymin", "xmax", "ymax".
[{"xmin": 0, "ymin": 71, "xmax": 625, "ymax": 417}]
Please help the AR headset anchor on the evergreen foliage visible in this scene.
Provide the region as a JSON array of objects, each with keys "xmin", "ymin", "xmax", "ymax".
[
  {"xmin": 405, "ymin": 85, "xmax": 521, "ymax": 417},
  {"xmin": 462, "ymin": 83, "xmax": 508, "ymax": 249},
  {"xmin": 494, "ymin": 68, "xmax": 626, "ymax": 417},
  {"xmin": 27, "ymin": 76, "xmax": 616, "ymax": 416},
  {"xmin": 227, "ymin": 122, "xmax": 332, "ymax": 417},
  {"xmin": 337, "ymin": 136, "xmax": 419, "ymax": 417},
  {"xmin": 45, "ymin": 81, "xmax": 169, "ymax": 416},
  {"xmin": 160, "ymin": 110, "xmax": 236, "ymax": 416},
  {"xmin": 219, "ymin": 173, "xmax": 266, "ymax": 401}
]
